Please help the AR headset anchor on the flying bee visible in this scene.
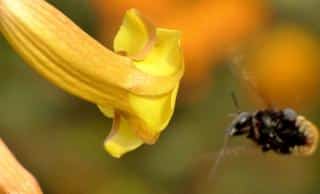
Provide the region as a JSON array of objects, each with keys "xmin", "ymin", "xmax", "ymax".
[
  {"xmin": 229, "ymin": 108, "xmax": 318, "ymax": 156},
  {"xmin": 225, "ymin": 57, "xmax": 319, "ymax": 156},
  {"xmin": 209, "ymin": 101, "xmax": 319, "ymax": 180},
  {"xmin": 208, "ymin": 59, "xmax": 319, "ymax": 180}
]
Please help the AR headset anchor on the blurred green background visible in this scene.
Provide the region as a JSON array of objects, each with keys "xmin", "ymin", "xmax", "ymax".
[{"xmin": 1, "ymin": 0, "xmax": 320, "ymax": 193}]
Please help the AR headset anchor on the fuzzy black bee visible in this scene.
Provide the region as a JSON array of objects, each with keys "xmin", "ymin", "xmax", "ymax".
[
  {"xmin": 224, "ymin": 59, "xmax": 319, "ymax": 156},
  {"xmin": 208, "ymin": 59, "xmax": 319, "ymax": 180},
  {"xmin": 209, "ymin": 106, "xmax": 319, "ymax": 180},
  {"xmin": 228, "ymin": 108, "xmax": 318, "ymax": 156}
]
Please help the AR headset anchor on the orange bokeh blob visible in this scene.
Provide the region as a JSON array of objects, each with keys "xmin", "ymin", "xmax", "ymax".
[
  {"xmin": 91, "ymin": 0, "xmax": 269, "ymax": 89},
  {"xmin": 244, "ymin": 25, "xmax": 320, "ymax": 109}
]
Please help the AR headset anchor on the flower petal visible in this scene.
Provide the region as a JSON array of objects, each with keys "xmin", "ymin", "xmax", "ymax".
[
  {"xmin": 97, "ymin": 104, "xmax": 115, "ymax": 118},
  {"xmin": 113, "ymin": 8, "xmax": 184, "ymax": 94},
  {"xmin": 128, "ymin": 86, "xmax": 179, "ymax": 143},
  {"xmin": 134, "ymin": 29, "xmax": 183, "ymax": 76},
  {"xmin": 114, "ymin": 10, "xmax": 184, "ymax": 143},
  {"xmin": 104, "ymin": 113, "xmax": 143, "ymax": 158},
  {"xmin": 114, "ymin": 9, "xmax": 156, "ymax": 60}
]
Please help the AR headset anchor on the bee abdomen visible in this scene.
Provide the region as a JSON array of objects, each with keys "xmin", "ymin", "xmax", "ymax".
[{"xmin": 293, "ymin": 116, "xmax": 319, "ymax": 156}]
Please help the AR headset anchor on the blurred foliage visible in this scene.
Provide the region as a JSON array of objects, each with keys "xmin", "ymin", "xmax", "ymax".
[
  {"xmin": 244, "ymin": 24, "xmax": 320, "ymax": 110},
  {"xmin": 1, "ymin": 0, "xmax": 320, "ymax": 194}
]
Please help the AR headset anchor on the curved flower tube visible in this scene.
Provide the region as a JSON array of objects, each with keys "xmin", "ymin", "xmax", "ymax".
[{"xmin": 0, "ymin": 0, "xmax": 184, "ymax": 158}]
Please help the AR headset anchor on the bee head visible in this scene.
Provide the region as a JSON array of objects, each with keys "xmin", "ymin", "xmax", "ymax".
[{"xmin": 229, "ymin": 112, "xmax": 252, "ymax": 136}]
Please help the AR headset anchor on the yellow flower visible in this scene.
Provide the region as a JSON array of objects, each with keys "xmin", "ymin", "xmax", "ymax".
[{"xmin": 0, "ymin": 0, "xmax": 184, "ymax": 158}]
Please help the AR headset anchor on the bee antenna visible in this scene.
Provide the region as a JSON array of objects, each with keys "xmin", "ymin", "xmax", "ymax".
[
  {"xmin": 230, "ymin": 91, "xmax": 240, "ymax": 114},
  {"xmin": 207, "ymin": 130, "xmax": 231, "ymax": 181}
]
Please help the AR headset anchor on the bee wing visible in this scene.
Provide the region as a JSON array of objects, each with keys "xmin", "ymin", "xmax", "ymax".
[
  {"xmin": 207, "ymin": 133, "xmax": 230, "ymax": 181},
  {"xmin": 229, "ymin": 54, "xmax": 274, "ymax": 108},
  {"xmin": 188, "ymin": 142, "xmax": 259, "ymax": 183}
]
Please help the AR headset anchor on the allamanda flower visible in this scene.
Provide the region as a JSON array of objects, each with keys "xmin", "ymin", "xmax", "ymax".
[{"xmin": 0, "ymin": 0, "xmax": 184, "ymax": 158}]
